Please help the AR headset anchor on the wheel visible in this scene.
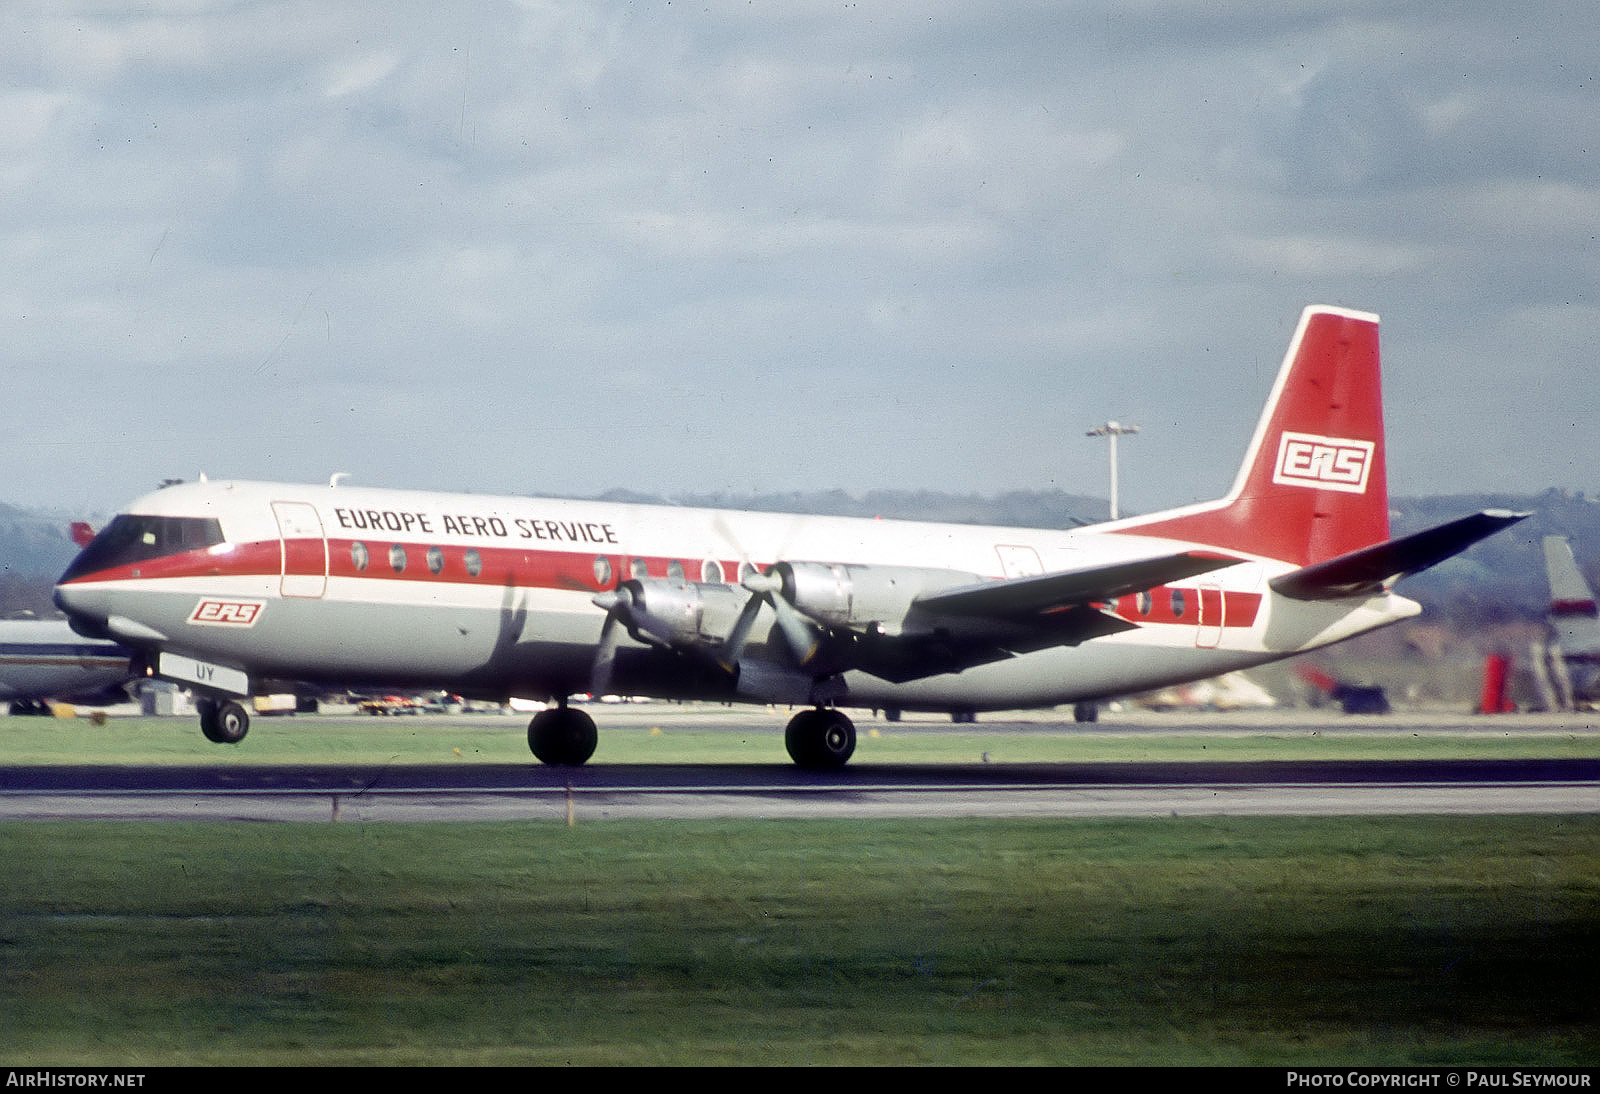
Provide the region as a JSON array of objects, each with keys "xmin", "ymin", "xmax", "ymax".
[
  {"xmin": 197, "ymin": 698, "xmax": 220, "ymax": 741},
  {"xmin": 200, "ymin": 698, "xmax": 250, "ymax": 743},
  {"xmin": 528, "ymin": 706, "xmax": 598, "ymax": 766},
  {"xmin": 1073, "ymin": 701, "xmax": 1099, "ymax": 723},
  {"xmin": 785, "ymin": 708, "xmax": 856, "ymax": 770}
]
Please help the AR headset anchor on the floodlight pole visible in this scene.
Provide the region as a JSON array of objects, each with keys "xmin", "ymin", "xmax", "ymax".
[{"xmin": 1086, "ymin": 421, "xmax": 1139, "ymax": 520}]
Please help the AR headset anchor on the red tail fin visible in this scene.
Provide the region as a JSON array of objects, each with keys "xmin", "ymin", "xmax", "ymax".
[{"xmin": 1120, "ymin": 307, "xmax": 1389, "ymax": 567}]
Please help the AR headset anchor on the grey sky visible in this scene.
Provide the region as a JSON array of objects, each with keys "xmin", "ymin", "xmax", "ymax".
[{"xmin": 4, "ymin": 2, "xmax": 1596, "ymax": 518}]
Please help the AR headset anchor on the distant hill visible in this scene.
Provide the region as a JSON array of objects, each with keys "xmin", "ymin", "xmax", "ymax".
[
  {"xmin": 0, "ymin": 502, "xmax": 93, "ymax": 619},
  {"xmin": 7, "ymin": 489, "xmax": 1597, "ymax": 625},
  {"xmin": 0, "ymin": 502, "xmax": 87, "ymax": 577}
]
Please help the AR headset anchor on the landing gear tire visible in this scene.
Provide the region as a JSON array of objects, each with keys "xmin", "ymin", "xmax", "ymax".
[
  {"xmin": 528, "ymin": 706, "xmax": 598, "ymax": 766},
  {"xmin": 785, "ymin": 708, "xmax": 856, "ymax": 770},
  {"xmin": 1073, "ymin": 701, "xmax": 1099, "ymax": 723},
  {"xmin": 198, "ymin": 698, "xmax": 250, "ymax": 744}
]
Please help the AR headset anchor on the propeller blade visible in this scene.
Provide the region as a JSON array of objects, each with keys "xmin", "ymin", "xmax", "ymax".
[
  {"xmin": 716, "ymin": 590, "xmax": 767, "ymax": 672},
  {"xmin": 770, "ymin": 594, "xmax": 821, "ymax": 665},
  {"xmin": 587, "ymin": 587, "xmax": 634, "ymax": 697},
  {"xmin": 589, "ymin": 616, "xmax": 622, "ymax": 697},
  {"xmin": 738, "ymin": 564, "xmax": 821, "ymax": 666}
]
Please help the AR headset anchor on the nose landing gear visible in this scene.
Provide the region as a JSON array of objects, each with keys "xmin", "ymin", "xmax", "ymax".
[{"xmin": 197, "ymin": 697, "xmax": 250, "ymax": 744}]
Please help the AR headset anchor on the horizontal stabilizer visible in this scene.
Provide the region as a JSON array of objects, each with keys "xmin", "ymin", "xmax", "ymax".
[
  {"xmin": 915, "ymin": 551, "xmax": 1237, "ymax": 620},
  {"xmin": 1270, "ymin": 509, "xmax": 1528, "ymax": 601}
]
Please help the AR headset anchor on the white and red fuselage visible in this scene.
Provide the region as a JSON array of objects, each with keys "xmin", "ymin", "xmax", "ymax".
[
  {"xmin": 54, "ymin": 477, "xmax": 1391, "ymax": 709},
  {"xmin": 53, "ymin": 307, "xmax": 1523, "ymax": 765}
]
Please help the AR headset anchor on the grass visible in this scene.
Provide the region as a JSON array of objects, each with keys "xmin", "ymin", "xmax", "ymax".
[
  {"xmin": 0, "ymin": 816, "xmax": 1596, "ymax": 1065},
  {"xmin": 2, "ymin": 708, "xmax": 1597, "ymax": 766},
  {"xmin": 1, "ymin": 709, "xmax": 1596, "ymax": 1065}
]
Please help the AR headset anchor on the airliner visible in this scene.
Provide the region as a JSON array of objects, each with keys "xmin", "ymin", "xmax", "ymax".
[
  {"xmin": 54, "ymin": 307, "xmax": 1525, "ymax": 767},
  {"xmin": 0, "ymin": 618, "xmax": 132, "ymax": 714}
]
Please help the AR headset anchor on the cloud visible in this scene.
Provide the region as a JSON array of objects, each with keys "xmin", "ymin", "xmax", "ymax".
[{"xmin": 1, "ymin": 2, "xmax": 1596, "ymax": 515}]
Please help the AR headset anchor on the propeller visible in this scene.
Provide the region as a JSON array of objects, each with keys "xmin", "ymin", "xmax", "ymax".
[
  {"xmin": 588, "ymin": 585, "xmax": 636, "ymax": 697},
  {"xmin": 718, "ymin": 564, "xmax": 821, "ymax": 670},
  {"xmin": 707, "ymin": 515, "xmax": 830, "ymax": 671}
]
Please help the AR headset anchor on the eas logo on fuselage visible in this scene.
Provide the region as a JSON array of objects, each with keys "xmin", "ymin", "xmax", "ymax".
[
  {"xmin": 188, "ymin": 599, "xmax": 265, "ymax": 627},
  {"xmin": 1272, "ymin": 432, "xmax": 1374, "ymax": 494}
]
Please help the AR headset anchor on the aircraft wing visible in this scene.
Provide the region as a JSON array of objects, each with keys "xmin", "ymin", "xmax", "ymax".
[
  {"xmin": 913, "ymin": 550, "xmax": 1238, "ymax": 619},
  {"xmin": 843, "ymin": 550, "xmax": 1238, "ymax": 684},
  {"xmin": 849, "ymin": 607, "xmax": 1140, "ymax": 683}
]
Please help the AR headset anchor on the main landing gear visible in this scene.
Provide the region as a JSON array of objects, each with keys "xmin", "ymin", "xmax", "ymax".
[
  {"xmin": 527, "ymin": 701, "xmax": 599, "ymax": 766},
  {"xmin": 197, "ymin": 697, "xmax": 250, "ymax": 744},
  {"xmin": 784, "ymin": 707, "xmax": 856, "ymax": 770},
  {"xmin": 522, "ymin": 700, "xmax": 856, "ymax": 770}
]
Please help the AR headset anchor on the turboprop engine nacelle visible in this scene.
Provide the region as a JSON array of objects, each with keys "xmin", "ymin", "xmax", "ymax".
[
  {"xmin": 770, "ymin": 561, "xmax": 985, "ymax": 634},
  {"xmin": 621, "ymin": 578, "xmax": 750, "ymax": 648}
]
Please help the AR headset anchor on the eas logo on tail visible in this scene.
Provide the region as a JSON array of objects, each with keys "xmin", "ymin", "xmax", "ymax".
[
  {"xmin": 1272, "ymin": 432, "xmax": 1375, "ymax": 494},
  {"xmin": 189, "ymin": 599, "xmax": 265, "ymax": 627}
]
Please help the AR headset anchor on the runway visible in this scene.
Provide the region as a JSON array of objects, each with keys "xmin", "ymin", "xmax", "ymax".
[{"xmin": 2, "ymin": 709, "xmax": 1595, "ymax": 822}]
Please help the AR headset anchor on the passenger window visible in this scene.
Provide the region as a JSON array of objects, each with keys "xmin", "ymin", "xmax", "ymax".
[
  {"xmin": 593, "ymin": 556, "xmax": 613, "ymax": 587},
  {"xmin": 351, "ymin": 542, "xmax": 369, "ymax": 571},
  {"xmin": 668, "ymin": 560, "xmax": 685, "ymax": 581},
  {"xmin": 426, "ymin": 546, "xmax": 444, "ymax": 575},
  {"xmin": 630, "ymin": 558, "xmax": 648, "ymax": 580},
  {"xmin": 465, "ymin": 548, "xmax": 483, "ymax": 577},
  {"xmin": 702, "ymin": 559, "xmax": 724, "ymax": 584},
  {"xmin": 1170, "ymin": 588, "xmax": 1186, "ymax": 618},
  {"xmin": 389, "ymin": 545, "xmax": 407, "ymax": 573},
  {"xmin": 1136, "ymin": 591, "xmax": 1152, "ymax": 616}
]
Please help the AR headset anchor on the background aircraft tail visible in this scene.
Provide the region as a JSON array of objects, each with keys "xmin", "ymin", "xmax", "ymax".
[
  {"xmin": 1119, "ymin": 306, "xmax": 1390, "ymax": 568},
  {"xmin": 1544, "ymin": 536, "xmax": 1600, "ymax": 660}
]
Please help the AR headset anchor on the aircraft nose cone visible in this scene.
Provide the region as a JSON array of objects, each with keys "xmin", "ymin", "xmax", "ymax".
[{"xmin": 53, "ymin": 584, "xmax": 107, "ymax": 634}]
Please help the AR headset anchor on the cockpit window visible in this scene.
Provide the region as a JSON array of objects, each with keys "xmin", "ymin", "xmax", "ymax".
[{"xmin": 59, "ymin": 514, "xmax": 225, "ymax": 582}]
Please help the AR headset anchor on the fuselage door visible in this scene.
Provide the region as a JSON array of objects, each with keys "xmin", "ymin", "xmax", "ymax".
[
  {"xmin": 995, "ymin": 544, "xmax": 1044, "ymax": 579},
  {"xmin": 1195, "ymin": 576, "xmax": 1224, "ymax": 649},
  {"xmin": 273, "ymin": 501, "xmax": 327, "ymax": 599}
]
